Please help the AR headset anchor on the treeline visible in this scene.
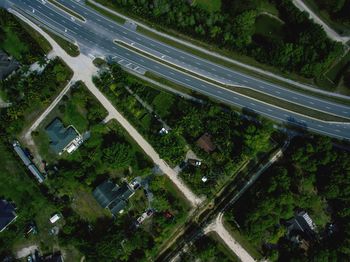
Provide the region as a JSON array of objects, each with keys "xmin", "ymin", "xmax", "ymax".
[
  {"xmin": 314, "ymin": 0, "xmax": 350, "ymax": 26},
  {"xmin": 0, "ymin": 58, "xmax": 72, "ymax": 135},
  {"xmin": 97, "ymin": 0, "xmax": 343, "ymax": 79},
  {"xmin": 226, "ymin": 136, "xmax": 350, "ymax": 261},
  {"xmin": 94, "ymin": 63, "xmax": 274, "ymax": 196},
  {"xmin": 0, "ymin": 9, "xmax": 45, "ymax": 63}
]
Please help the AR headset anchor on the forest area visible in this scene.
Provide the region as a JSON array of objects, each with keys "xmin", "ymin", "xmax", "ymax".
[
  {"xmin": 226, "ymin": 135, "xmax": 350, "ymax": 261},
  {"xmin": 93, "ymin": 63, "xmax": 275, "ymax": 197}
]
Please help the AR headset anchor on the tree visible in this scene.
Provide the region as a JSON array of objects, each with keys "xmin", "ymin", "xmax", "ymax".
[{"xmin": 102, "ymin": 143, "xmax": 134, "ymax": 169}]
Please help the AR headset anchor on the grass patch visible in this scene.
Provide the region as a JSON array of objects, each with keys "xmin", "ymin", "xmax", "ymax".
[
  {"xmin": 193, "ymin": 0, "xmax": 222, "ymax": 12},
  {"xmin": 47, "ymin": 0, "xmax": 86, "ymax": 22},
  {"xmin": 1, "ymin": 27, "xmax": 29, "ymax": 60},
  {"xmin": 254, "ymin": 14, "xmax": 284, "ymax": 39},
  {"xmin": 17, "ymin": 18, "xmax": 52, "ymax": 54},
  {"xmin": 86, "ymin": 1, "xmax": 126, "ymax": 24},
  {"xmin": 43, "ymin": 28, "xmax": 80, "ymax": 57}
]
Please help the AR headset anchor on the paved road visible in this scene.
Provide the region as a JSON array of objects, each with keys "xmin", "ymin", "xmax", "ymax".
[{"xmin": 3, "ymin": 0, "xmax": 350, "ymax": 141}]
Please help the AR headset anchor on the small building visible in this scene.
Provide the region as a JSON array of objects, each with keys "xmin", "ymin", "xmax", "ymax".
[
  {"xmin": 45, "ymin": 118, "xmax": 83, "ymax": 155},
  {"xmin": 13, "ymin": 141, "xmax": 45, "ymax": 183},
  {"xmin": 286, "ymin": 211, "xmax": 317, "ymax": 241},
  {"xmin": 49, "ymin": 214, "xmax": 61, "ymax": 224},
  {"xmin": 0, "ymin": 49, "xmax": 19, "ymax": 80},
  {"xmin": 93, "ymin": 180, "xmax": 134, "ymax": 216},
  {"xmin": 0, "ymin": 199, "xmax": 17, "ymax": 232},
  {"xmin": 196, "ymin": 133, "xmax": 216, "ymax": 153}
]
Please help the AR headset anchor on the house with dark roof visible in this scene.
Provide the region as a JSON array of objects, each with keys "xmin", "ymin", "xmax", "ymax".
[
  {"xmin": 286, "ymin": 211, "xmax": 317, "ymax": 241},
  {"xmin": 93, "ymin": 180, "xmax": 134, "ymax": 216},
  {"xmin": 0, "ymin": 199, "xmax": 17, "ymax": 232},
  {"xmin": 42, "ymin": 252, "xmax": 64, "ymax": 262},
  {"xmin": 0, "ymin": 49, "xmax": 19, "ymax": 80},
  {"xmin": 196, "ymin": 133, "xmax": 216, "ymax": 153},
  {"xmin": 45, "ymin": 118, "xmax": 83, "ymax": 155}
]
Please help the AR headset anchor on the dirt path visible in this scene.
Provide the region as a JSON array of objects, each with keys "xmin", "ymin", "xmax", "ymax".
[{"xmin": 10, "ymin": 9, "xmax": 202, "ymax": 207}]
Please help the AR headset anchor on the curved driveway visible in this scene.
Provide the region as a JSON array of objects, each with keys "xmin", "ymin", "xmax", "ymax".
[{"xmin": 3, "ymin": 0, "xmax": 350, "ymax": 140}]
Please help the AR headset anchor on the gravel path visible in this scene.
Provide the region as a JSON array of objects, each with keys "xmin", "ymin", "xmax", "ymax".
[{"xmin": 11, "ymin": 9, "xmax": 202, "ymax": 207}]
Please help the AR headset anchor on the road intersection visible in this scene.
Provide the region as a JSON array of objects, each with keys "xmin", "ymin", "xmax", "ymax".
[{"xmin": 2, "ymin": 0, "xmax": 350, "ymax": 141}]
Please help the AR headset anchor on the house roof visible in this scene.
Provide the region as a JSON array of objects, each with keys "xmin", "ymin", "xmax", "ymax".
[
  {"xmin": 42, "ymin": 252, "xmax": 64, "ymax": 262},
  {"xmin": 0, "ymin": 50, "xmax": 19, "ymax": 80},
  {"xmin": 93, "ymin": 180, "xmax": 134, "ymax": 215},
  {"xmin": 0, "ymin": 199, "xmax": 17, "ymax": 232},
  {"xmin": 196, "ymin": 133, "xmax": 216, "ymax": 153},
  {"xmin": 13, "ymin": 141, "xmax": 31, "ymax": 166},
  {"xmin": 45, "ymin": 118, "xmax": 79, "ymax": 154},
  {"xmin": 286, "ymin": 211, "xmax": 316, "ymax": 239}
]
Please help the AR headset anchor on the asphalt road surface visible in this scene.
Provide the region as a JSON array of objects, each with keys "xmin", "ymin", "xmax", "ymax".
[{"xmin": 3, "ymin": 0, "xmax": 350, "ymax": 140}]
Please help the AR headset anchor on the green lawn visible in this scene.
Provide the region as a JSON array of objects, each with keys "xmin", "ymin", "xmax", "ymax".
[
  {"xmin": 1, "ymin": 27, "xmax": 29, "ymax": 60},
  {"xmin": 193, "ymin": 0, "xmax": 221, "ymax": 12},
  {"xmin": 254, "ymin": 14, "xmax": 284, "ymax": 40}
]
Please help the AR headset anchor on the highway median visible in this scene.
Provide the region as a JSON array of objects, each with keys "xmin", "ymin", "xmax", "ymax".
[{"xmin": 47, "ymin": 0, "xmax": 86, "ymax": 23}]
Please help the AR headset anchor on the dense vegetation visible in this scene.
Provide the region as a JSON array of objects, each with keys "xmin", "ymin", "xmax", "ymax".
[
  {"xmin": 0, "ymin": 9, "xmax": 47, "ymax": 63},
  {"xmin": 313, "ymin": 0, "xmax": 350, "ymax": 27},
  {"xmin": 0, "ymin": 58, "xmax": 72, "ymax": 135},
  {"xmin": 226, "ymin": 135, "xmax": 350, "ymax": 261},
  {"xmin": 94, "ymin": 64, "xmax": 274, "ymax": 196},
  {"xmin": 96, "ymin": 0, "xmax": 343, "ymax": 80},
  {"xmin": 180, "ymin": 234, "xmax": 236, "ymax": 261}
]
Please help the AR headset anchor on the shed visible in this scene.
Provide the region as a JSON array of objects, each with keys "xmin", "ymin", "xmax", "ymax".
[{"xmin": 196, "ymin": 133, "xmax": 216, "ymax": 153}]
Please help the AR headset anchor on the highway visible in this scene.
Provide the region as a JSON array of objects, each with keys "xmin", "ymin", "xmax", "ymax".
[{"xmin": 3, "ymin": 0, "xmax": 350, "ymax": 140}]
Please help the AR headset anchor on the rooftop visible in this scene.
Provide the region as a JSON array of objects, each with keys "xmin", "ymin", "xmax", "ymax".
[
  {"xmin": 0, "ymin": 49, "xmax": 19, "ymax": 80},
  {"xmin": 196, "ymin": 133, "xmax": 216, "ymax": 153},
  {"xmin": 45, "ymin": 118, "xmax": 80, "ymax": 154},
  {"xmin": 93, "ymin": 180, "xmax": 134, "ymax": 216},
  {"xmin": 0, "ymin": 199, "xmax": 17, "ymax": 232}
]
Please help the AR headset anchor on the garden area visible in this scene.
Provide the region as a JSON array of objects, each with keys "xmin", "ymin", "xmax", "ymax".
[
  {"xmin": 225, "ymin": 135, "xmax": 350, "ymax": 261},
  {"xmin": 94, "ymin": 63, "xmax": 275, "ymax": 198}
]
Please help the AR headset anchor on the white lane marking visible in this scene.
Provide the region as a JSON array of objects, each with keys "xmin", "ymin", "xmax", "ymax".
[
  {"xmin": 250, "ymin": 103, "xmax": 256, "ymax": 106},
  {"xmin": 136, "ymin": 37, "xmax": 141, "ymax": 41},
  {"xmin": 283, "ymin": 114, "xmax": 289, "ymax": 117},
  {"xmin": 309, "ymin": 101, "xmax": 314, "ymax": 105},
  {"xmin": 343, "ymin": 111, "xmax": 349, "ymax": 114},
  {"xmin": 150, "ymin": 43, "xmax": 155, "ymax": 47},
  {"xmin": 326, "ymin": 106, "xmax": 331, "ymax": 109},
  {"xmin": 169, "ymin": 72, "xmax": 175, "ymax": 75},
  {"xmin": 318, "ymin": 124, "xmax": 324, "ymax": 128},
  {"xmin": 243, "ymin": 80, "xmax": 248, "ymax": 83},
  {"xmin": 267, "ymin": 109, "xmax": 273, "ymax": 112},
  {"xmin": 335, "ymin": 129, "xmax": 341, "ymax": 132},
  {"xmin": 165, "ymin": 50, "xmax": 170, "ymax": 53},
  {"xmin": 217, "ymin": 90, "xmax": 223, "ymax": 94},
  {"xmin": 140, "ymin": 59, "xmax": 144, "ymax": 62},
  {"xmin": 195, "ymin": 62, "xmax": 201, "ymax": 65},
  {"xmin": 275, "ymin": 91, "xmax": 281, "ymax": 94},
  {"xmin": 180, "ymin": 56, "xmax": 185, "ymax": 59},
  {"xmin": 233, "ymin": 97, "xmax": 239, "ymax": 100},
  {"xmin": 109, "ymin": 25, "xmax": 113, "ymax": 28},
  {"xmin": 259, "ymin": 85, "xmax": 265, "ymax": 89},
  {"xmin": 122, "ymin": 31, "xmax": 127, "ymax": 34},
  {"xmin": 125, "ymin": 53, "xmax": 130, "ymax": 56},
  {"xmin": 292, "ymin": 96, "xmax": 298, "ymax": 100},
  {"xmin": 201, "ymin": 84, "xmax": 206, "ymax": 88},
  {"xmin": 154, "ymin": 65, "xmax": 159, "ymax": 69},
  {"xmin": 185, "ymin": 78, "xmax": 191, "ymax": 82}
]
